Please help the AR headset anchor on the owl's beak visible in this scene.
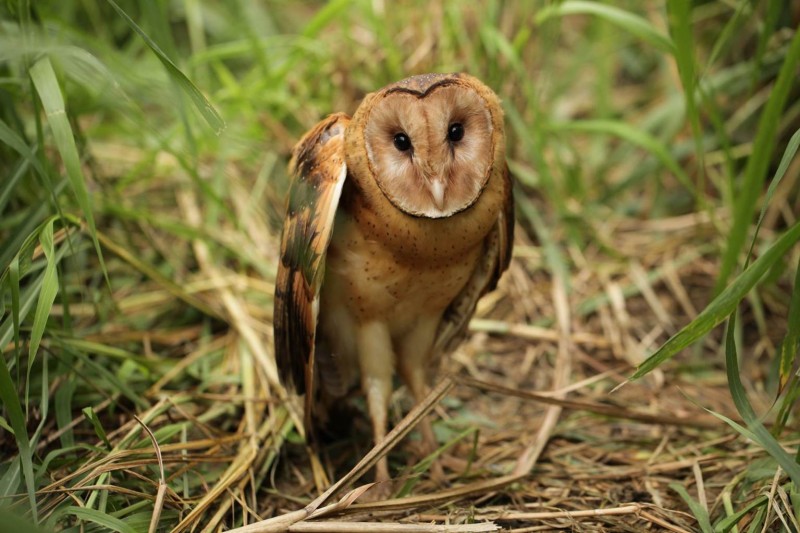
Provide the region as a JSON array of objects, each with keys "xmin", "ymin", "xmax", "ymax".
[{"xmin": 429, "ymin": 178, "xmax": 446, "ymax": 210}]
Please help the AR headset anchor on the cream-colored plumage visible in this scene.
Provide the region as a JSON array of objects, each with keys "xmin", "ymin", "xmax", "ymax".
[{"xmin": 274, "ymin": 73, "xmax": 513, "ymax": 486}]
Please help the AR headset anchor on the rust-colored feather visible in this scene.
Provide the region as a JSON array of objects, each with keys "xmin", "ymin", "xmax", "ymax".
[
  {"xmin": 496, "ymin": 164, "xmax": 515, "ymax": 284},
  {"xmin": 434, "ymin": 164, "xmax": 514, "ymax": 356},
  {"xmin": 273, "ymin": 113, "xmax": 350, "ymax": 429}
]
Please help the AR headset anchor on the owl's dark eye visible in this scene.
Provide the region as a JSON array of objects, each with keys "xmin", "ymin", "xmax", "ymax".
[
  {"xmin": 448, "ymin": 123, "xmax": 464, "ymax": 142},
  {"xmin": 393, "ymin": 132, "xmax": 412, "ymax": 152}
]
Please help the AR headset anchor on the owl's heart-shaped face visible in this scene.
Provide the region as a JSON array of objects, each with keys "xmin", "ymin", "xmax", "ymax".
[{"xmin": 349, "ymin": 75, "xmax": 502, "ymax": 219}]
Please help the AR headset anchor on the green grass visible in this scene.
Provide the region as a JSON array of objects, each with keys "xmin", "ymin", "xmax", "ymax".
[{"xmin": 1, "ymin": 0, "xmax": 799, "ymax": 530}]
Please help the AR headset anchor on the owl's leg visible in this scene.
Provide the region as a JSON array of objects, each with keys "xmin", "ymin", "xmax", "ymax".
[
  {"xmin": 356, "ymin": 321, "xmax": 395, "ymax": 487},
  {"xmin": 397, "ymin": 315, "xmax": 444, "ymax": 479}
]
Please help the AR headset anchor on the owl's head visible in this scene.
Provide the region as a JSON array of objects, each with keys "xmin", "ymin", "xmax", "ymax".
[{"xmin": 346, "ymin": 73, "xmax": 505, "ymax": 219}]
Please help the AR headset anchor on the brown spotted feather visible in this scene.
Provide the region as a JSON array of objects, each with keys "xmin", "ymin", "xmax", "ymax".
[
  {"xmin": 434, "ymin": 164, "xmax": 514, "ymax": 356},
  {"xmin": 273, "ymin": 113, "xmax": 350, "ymax": 430}
]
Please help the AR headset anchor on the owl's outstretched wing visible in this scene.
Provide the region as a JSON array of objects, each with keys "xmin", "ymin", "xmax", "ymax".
[
  {"xmin": 274, "ymin": 113, "xmax": 350, "ymax": 424},
  {"xmin": 434, "ymin": 164, "xmax": 514, "ymax": 355}
]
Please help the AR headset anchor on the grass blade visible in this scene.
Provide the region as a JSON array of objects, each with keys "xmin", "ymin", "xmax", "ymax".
[
  {"xmin": 65, "ymin": 346, "xmax": 150, "ymax": 410},
  {"xmin": 95, "ymin": 231, "xmax": 222, "ymax": 320},
  {"xmin": 0, "ymin": 158, "xmax": 27, "ymax": 215},
  {"xmin": 0, "ymin": 228, "xmax": 77, "ymax": 521},
  {"xmin": 27, "ymin": 219, "xmax": 58, "ymax": 380},
  {"xmin": 29, "ymin": 58, "xmax": 108, "ymax": 287},
  {"xmin": 632, "ymin": 219, "xmax": 800, "ymax": 379},
  {"xmin": 670, "ymin": 482, "xmax": 714, "ymax": 533},
  {"xmin": 301, "ymin": 0, "xmax": 352, "ymax": 39},
  {"xmin": 713, "ymin": 494, "xmax": 768, "ymax": 532},
  {"xmin": 0, "ymin": 507, "xmax": 47, "ymax": 533},
  {"xmin": 82, "ymin": 406, "xmax": 112, "ymax": 450},
  {"xmin": 746, "ymin": 127, "xmax": 800, "ymax": 263},
  {"xmin": 9, "ymin": 257, "xmax": 20, "ymax": 361},
  {"xmin": 105, "ymin": 0, "xmax": 225, "ymax": 135},
  {"xmin": 750, "ymin": 0, "xmax": 782, "ymax": 93},
  {"xmin": 667, "ymin": 1, "xmax": 705, "ymax": 209},
  {"xmin": 778, "ymin": 251, "xmax": 800, "ymax": 394},
  {"xmin": 0, "ymin": 366, "xmax": 36, "ymax": 519},
  {"xmin": 0, "ymin": 457, "xmax": 22, "ymax": 498},
  {"xmin": 0, "ymin": 200, "xmax": 47, "ymax": 281},
  {"xmin": 706, "ymin": 1, "xmax": 752, "ymax": 69},
  {"xmin": 742, "ymin": 126, "xmax": 800, "ymax": 398},
  {"xmin": 549, "ymin": 119, "xmax": 695, "ymax": 195},
  {"xmin": 394, "ymin": 426, "xmax": 477, "ymax": 498},
  {"xmin": 722, "ymin": 315, "xmax": 800, "ymax": 487},
  {"xmin": 60, "ymin": 506, "xmax": 138, "ymax": 533},
  {"xmin": 716, "ymin": 27, "xmax": 800, "ymax": 292},
  {"xmin": 535, "ymin": 0, "xmax": 674, "ymax": 53},
  {"xmin": 0, "ymin": 307, "xmax": 38, "ymax": 521},
  {"xmin": 0, "ymin": 118, "xmax": 47, "ymax": 181}
]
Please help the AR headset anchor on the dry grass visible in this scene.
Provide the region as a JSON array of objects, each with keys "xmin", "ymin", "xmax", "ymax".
[
  {"xmin": 253, "ymin": 221, "xmax": 790, "ymax": 532},
  {"xmin": 25, "ymin": 189, "xmax": 793, "ymax": 531}
]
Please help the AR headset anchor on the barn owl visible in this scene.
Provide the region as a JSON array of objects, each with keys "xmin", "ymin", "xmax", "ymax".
[{"xmin": 274, "ymin": 73, "xmax": 513, "ymax": 486}]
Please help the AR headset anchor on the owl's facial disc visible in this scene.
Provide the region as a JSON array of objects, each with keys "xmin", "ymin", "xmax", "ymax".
[{"xmin": 363, "ymin": 84, "xmax": 496, "ymax": 218}]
